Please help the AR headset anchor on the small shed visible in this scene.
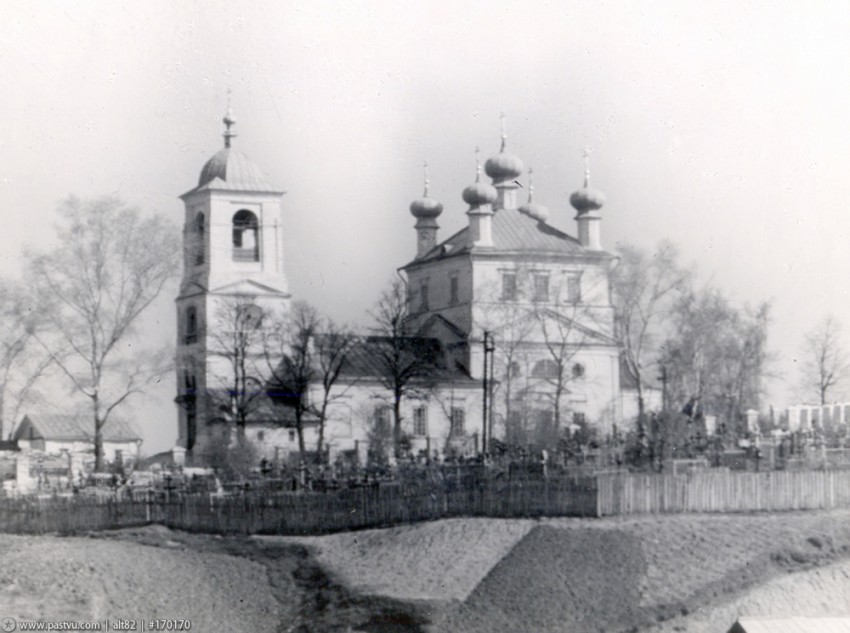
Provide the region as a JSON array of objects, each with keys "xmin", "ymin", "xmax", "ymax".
[
  {"xmin": 13, "ymin": 414, "xmax": 142, "ymax": 464},
  {"xmin": 729, "ymin": 617, "xmax": 850, "ymax": 633}
]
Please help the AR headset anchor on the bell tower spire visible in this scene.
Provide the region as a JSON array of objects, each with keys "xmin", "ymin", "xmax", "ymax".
[{"xmin": 223, "ymin": 90, "xmax": 237, "ymax": 149}]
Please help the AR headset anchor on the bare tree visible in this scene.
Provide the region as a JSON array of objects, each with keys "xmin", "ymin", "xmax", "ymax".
[
  {"xmin": 531, "ymin": 271, "xmax": 608, "ymax": 440},
  {"xmin": 206, "ymin": 295, "xmax": 268, "ymax": 446},
  {"xmin": 312, "ymin": 319, "xmax": 358, "ymax": 459},
  {"xmin": 473, "ymin": 267, "xmax": 536, "ymax": 446},
  {"xmin": 802, "ymin": 315, "xmax": 849, "ymax": 405},
  {"xmin": 611, "ymin": 241, "xmax": 690, "ymax": 421},
  {"xmin": 263, "ymin": 302, "xmax": 358, "ymax": 464},
  {"xmin": 534, "ymin": 301, "xmax": 587, "ymax": 437},
  {"xmin": 0, "ymin": 282, "xmax": 53, "ymax": 438},
  {"xmin": 28, "ymin": 197, "xmax": 179, "ymax": 471},
  {"xmin": 264, "ymin": 301, "xmax": 319, "ymax": 464},
  {"xmin": 369, "ymin": 278, "xmax": 440, "ymax": 458},
  {"xmin": 663, "ymin": 287, "xmax": 772, "ymax": 436}
]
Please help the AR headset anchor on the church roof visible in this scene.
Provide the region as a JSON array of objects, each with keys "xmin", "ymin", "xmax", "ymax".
[
  {"xmin": 14, "ymin": 414, "xmax": 142, "ymax": 443},
  {"xmin": 186, "ymin": 147, "xmax": 280, "ymax": 195},
  {"xmin": 267, "ymin": 335, "xmax": 477, "ymax": 385},
  {"xmin": 404, "ymin": 205, "xmax": 607, "ymax": 268}
]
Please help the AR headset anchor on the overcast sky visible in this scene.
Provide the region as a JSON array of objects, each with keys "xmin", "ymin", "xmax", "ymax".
[{"xmin": 2, "ymin": 0, "xmax": 850, "ymax": 453}]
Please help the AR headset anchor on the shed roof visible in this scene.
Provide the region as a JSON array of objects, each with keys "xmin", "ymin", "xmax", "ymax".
[{"xmin": 730, "ymin": 617, "xmax": 850, "ymax": 633}]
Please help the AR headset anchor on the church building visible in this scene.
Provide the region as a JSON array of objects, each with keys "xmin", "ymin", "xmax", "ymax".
[
  {"xmin": 175, "ymin": 110, "xmax": 630, "ymax": 466},
  {"xmin": 404, "ymin": 121, "xmax": 622, "ymax": 447}
]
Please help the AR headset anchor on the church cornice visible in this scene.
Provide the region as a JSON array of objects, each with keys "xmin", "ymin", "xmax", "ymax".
[{"xmin": 179, "ymin": 182, "xmax": 286, "ymax": 201}]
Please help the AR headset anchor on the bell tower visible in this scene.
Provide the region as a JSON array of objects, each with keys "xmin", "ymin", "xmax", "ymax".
[{"xmin": 175, "ymin": 107, "xmax": 290, "ymax": 456}]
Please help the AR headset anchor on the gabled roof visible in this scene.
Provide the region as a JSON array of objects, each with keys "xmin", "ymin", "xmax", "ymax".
[
  {"xmin": 209, "ymin": 279, "xmax": 291, "ymax": 297},
  {"xmin": 533, "ymin": 307, "xmax": 617, "ymax": 344},
  {"xmin": 14, "ymin": 414, "xmax": 142, "ymax": 443},
  {"xmin": 729, "ymin": 617, "xmax": 850, "ymax": 633},
  {"xmin": 404, "ymin": 206, "xmax": 608, "ymax": 268},
  {"xmin": 415, "ymin": 314, "xmax": 468, "ymax": 342}
]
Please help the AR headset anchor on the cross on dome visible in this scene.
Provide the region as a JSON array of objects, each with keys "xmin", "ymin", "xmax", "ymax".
[{"xmin": 223, "ymin": 90, "xmax": 237, "ymax": 149}]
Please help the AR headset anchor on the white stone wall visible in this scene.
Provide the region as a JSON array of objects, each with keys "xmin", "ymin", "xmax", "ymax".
[
  {"xmin": 237, "ymin": 379, "xmax": 485, "ymax": 463},
  {"xmin": 406, "ymin": 255, "xmax": 474, "ymax": 334},
  {"xmin": 620, "ymin": 385, "xmax": 664, "ymax": 423}
]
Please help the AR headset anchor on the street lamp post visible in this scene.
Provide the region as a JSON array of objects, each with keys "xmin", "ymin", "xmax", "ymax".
[{"xmin": 482, "ymin": 331, "xmax": 496, "ymax": 455}]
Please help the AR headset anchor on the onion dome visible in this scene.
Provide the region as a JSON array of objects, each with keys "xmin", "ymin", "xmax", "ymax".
[
  {"xmin": 569, "ymin": 149, "xmax": 606, "ymax": 213},
  {"xmin": 484, "ymin": 114, "xmax": 525, "ymax": 182},
  {"xmin": 409, "ymin": 161, "xmax": 444, "ymax": 219},
  {"xmin": 518, "ymin": 168, "xmax": 550, "ymax": 222},
  {"xmin": 463, "ymin": 148, "xmax": 498, "ymax": 207}
]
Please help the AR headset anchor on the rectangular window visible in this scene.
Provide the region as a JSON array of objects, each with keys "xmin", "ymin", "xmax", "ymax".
[
  {"xmin": 567, "ymin": 274, "xmax": 581, "ymax": 303},
  {"xmin": 501, "ymin": 272, "xmax": 517, "ymax": 301},
  {"xmin": 413, "ymin": 406, "xmax": 428, "ymax": 436},
  {"xmin": 572, "ymin": 411, "xmax": 586, "ymax": 426},
  {"xmin": 450, "ymin": 408, "xmax": 465, "ymax": 436},
  {"xmin": 449, "ymin": 275, "xmax": 459, "ymax": 305},
  {"xmin": 375, "ymin": 405, "xmax": 392, "ymax": 434},
  {"xmin": 533, "ymin": 273, "xmax": 549, "ymax": 302},
  {"xmin": 419, "ymin": 280, "xmax": 430, "ymax": 311}
]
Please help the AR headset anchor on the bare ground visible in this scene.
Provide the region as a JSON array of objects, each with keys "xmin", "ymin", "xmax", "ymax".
[
  {"xmin": 270, "ymin": 509, "xmax": 850, "ymax": 631},
  {"xmin": 2, "ymin": 510, "xmax": 850, "ymax": 632}
]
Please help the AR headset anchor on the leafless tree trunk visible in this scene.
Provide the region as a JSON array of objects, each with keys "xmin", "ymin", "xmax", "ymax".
[
  {"xmin": 28, "ymin": 197, "xmax": 179, "ymax": 471},
  {"xmin": 312, "ymin": 319, "xmax": 358, "ymax": 459},
  {"xmin": 611, "ymin": 241, "xmax": 690, "ymax": 421},
  {"xmin": 207, "ymin": 295, "xmax": 269, "ymax": 446},
  {"xmin": 264, "ymin": 301, "xmax": 319, "ymax": 464},
  {"xmin": 369, "ymin": 278, "xmax": 439, "ymax": 458}
]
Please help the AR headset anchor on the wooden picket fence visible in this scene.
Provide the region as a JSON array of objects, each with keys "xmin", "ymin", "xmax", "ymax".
[
  {"xmin": 0, "ymin": 478, "xmax": 599, "ymax": 536},
  {"xmin": 595, "ymin": 470, "xmax": 850, "ymax": 515},
  {"xmin": 2, "ymin": 470, "xmax": 850, "ymax": 536}
]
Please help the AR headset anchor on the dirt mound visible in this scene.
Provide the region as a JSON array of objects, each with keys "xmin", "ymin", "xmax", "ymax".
[
  {"xmin": 653, "ymin": 557, "xmax": 850, "ymax": 632},
  {"xmin": 442, "ymin": 526, "xmax": 647, "ymax": 633},
  {"xmin": 264, "ymin": 517, "xmax": 536, "ymax": 602},
  {"xmin": 0, "ymin": 533, "xmax": 283, "ymax": 632},
  {"xmin": 273, "ymin": 510, "xmax": 850, "ymax": 632},
  {"xmin": 104, "ymin": 527, "xmax": 436, "ymax": 633}
]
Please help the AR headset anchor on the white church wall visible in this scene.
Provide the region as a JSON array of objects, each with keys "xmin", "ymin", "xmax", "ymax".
[{"xmin": 406, "ymin": 255, "xmax": 474, "ymax": 335}]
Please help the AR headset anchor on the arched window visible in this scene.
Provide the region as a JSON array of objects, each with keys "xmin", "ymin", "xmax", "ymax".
[
  {"xmin": 531, "ymin": 359, "xmax": 559, "ymax": 379},
  {"xmin": 185, "ymin": 306, "xmax": 198, "ymax": 344},
  {"xmin": 195, "ymin": 213, "xmax": 205, "ymax": 265},
  {"xmin": 232, "ymin": 210, "xmax": 259, "ymax": 262},
  {"xmin": 572, "ymin": 363, "xmax": 585, "ymax": 378}
]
